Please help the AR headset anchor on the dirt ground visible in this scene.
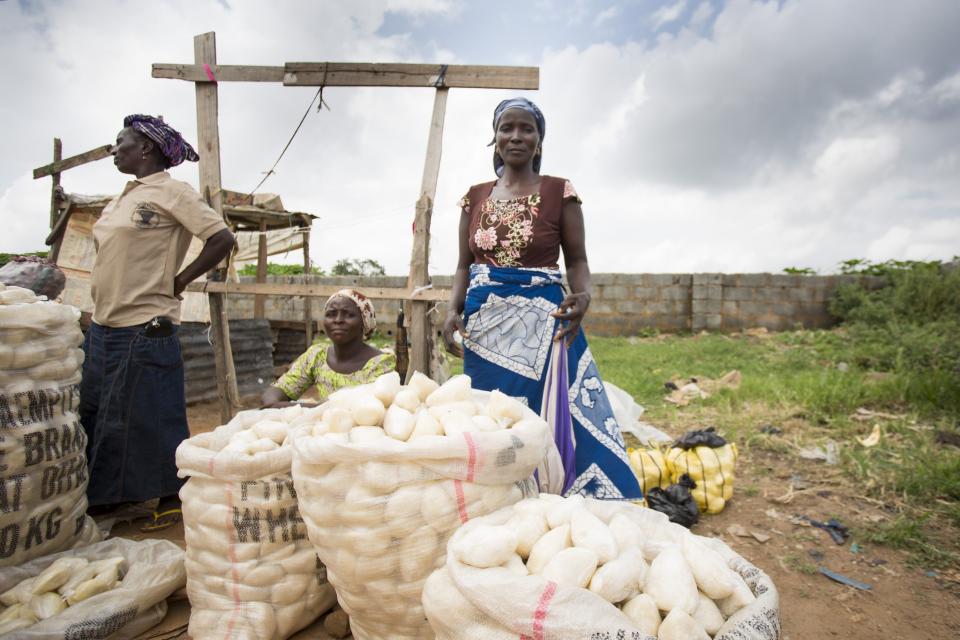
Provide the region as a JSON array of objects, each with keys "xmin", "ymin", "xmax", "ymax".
[{"xmin": 127, "ymin": 397, "xmax": 960, "ymax": 639}]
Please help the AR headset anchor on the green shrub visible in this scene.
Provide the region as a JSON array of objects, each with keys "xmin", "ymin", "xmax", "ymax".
[
  {"xmin": 237, "ymin": 263, "xmax": 325, "ymax": 276},
  {"xmin": 828, "ymin": 259, "xmax": 960, "ymax": 412}
]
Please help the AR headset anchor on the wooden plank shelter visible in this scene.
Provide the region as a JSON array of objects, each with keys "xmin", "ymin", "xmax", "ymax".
[
  {"xmin": 34, "ymin": 31, "xmax": 538, "ymax": 423},
  {"xmin": 152, "ymin": 32, "xmax": 537, "ymax": 414}
]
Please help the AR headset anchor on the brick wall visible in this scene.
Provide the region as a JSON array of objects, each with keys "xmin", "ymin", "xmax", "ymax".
[{"xmin": 224, "ymin": 273, "xmax": 883, "ymax": 337}]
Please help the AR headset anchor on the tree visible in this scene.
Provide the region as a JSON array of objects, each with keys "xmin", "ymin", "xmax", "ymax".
[{"xmin": 331, "ymin": 258, "xmax": 386, "ymax": 276}]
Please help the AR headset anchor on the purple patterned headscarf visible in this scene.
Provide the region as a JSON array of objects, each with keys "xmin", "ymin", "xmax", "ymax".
[{"xmin": 123, "ymin": 114, "xmax": 199, "ymax": 167}]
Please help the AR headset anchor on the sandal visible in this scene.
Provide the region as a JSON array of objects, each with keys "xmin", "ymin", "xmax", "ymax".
[{"xmin": 140, "ymin": 507, "xmax": 182, "ymax": 532}]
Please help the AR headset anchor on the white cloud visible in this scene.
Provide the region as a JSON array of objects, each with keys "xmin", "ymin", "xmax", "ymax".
[
  {"xmin": 813, "ymin": 135, "xmax": 901, "ymax": 190},
  {"xmin": 593, "ymin": 6, "xmax": 620, "ymax": 27},
  {"xmin": 650, "ymin": 0, "xmax": 687, "ymax": 29},
  {"xmin": 2, "ymin": 0, "xmax": 959, "ymax": 278},
  {"xmin": 689, "ymin": 1, "xmax": 714, "ymax": 30}
]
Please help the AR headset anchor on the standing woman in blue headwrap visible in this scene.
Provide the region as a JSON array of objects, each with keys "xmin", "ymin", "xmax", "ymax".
[
  {"xmin": 80, "ymin": 115, "xmax": 235, "ymax": 530},
  {"xmin": 442, "ymin": 98, "xmax": 641, "ymax": 501}
]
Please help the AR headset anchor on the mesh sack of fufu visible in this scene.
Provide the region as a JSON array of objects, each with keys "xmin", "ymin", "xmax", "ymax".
[
  {"xmin": 177, "ymin": 406, "xmax": 336, "ymax": 640},
  {"xmin": 0, "ymin": 285, "xmax": 99, "ymax": 568},
  {"xmin": 290, "ymin": 371, "xmax": 548, "ymax": 640},
  {"xmin": 423, "ymin": 495, "xmax": 780, "ymax": 640}
]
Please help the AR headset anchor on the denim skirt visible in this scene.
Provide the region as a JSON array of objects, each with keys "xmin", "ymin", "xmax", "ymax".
[{"xmin": 80, "ymin": 322, "xmax": 188, "ymax": 506}]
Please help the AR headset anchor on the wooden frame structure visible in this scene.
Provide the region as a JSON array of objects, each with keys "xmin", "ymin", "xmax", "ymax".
[{"xmin": 35, "ymin": 31, "xmax": 538, "ymax": 422}]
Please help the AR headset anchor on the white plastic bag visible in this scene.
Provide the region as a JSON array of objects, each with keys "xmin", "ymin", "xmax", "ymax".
[
  {"xmin": 0, "ymin": 537, "xmax": 185, "ymax": 639},
  {"xmin": 291, "ymin": 391, "xmax": 549, "ymax": 640},
  {"xmin": 177, "ymin": 409, "xmax": 336, "ymax": 640}
]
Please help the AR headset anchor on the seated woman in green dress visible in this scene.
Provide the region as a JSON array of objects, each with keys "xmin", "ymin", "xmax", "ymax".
[{"xmin": 261, "ymin": 289, "xmax": 396, "ymax": 408}]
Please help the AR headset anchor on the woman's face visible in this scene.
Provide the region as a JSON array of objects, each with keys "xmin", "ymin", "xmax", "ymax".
[
  {"xmin": 324, "ymin": 297, "xmax": 365, "ymax": 345},
  {"xmin": 495, "ymin": 108, "xmax": 541, "ymax": 170},
  {"xmin": 111, "ymin": 127, "xmax": 146, "ymax": 175}
]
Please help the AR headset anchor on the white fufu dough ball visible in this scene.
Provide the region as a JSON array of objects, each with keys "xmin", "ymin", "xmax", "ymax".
[
  {"xmin": 546, "ymin": 494, "xmax": 585, "ymax": 529},
  {"xmin": 507, "ymin": 512, "xmax": 549, "ymax": 559},
  {"xmin": 643, "ymin": 546, "xmax": 699, "ymax": 615},
  {"xmin": 278, "ymin": 404, "xmax": 304, "ymax": 422},
  {"xmin": 716, "ymin": 572, "xmax": 756, "ymax": 618},
  {"xmin": 323, "ymin": 407, "xmax": 355, "ymax": 433},
  {"xmin": 408, "ymin": 371, "xmax": 440, "ymax": 401},
  {"xmin": 440, "ymin": 411, "xmax": 475, "ymax": 438},
  {"xmin": 252, "ymin": 420, "xmax": 289, "ymax": 445},
  {"xmin": 588, "ymin": 547, "xmax": 645, "ymax": 603},
  {"xmin": 570, "ymin": 508, "xmax": 618, "ymax": 565},
  {"xmin": 453, "ymin": 525, "xmax": 519, "ymax": 569},
  {"xmin": 471, "ymin": 415, "xmax": 503, "ymax": 432},
  {"xmin": 372, "ymin": 371, "xmax": 402, "ymax": 406},
  {"xmin": 681, "ymin": 534, "xmax": 738, "ymax": 600},
  {"xmin": 384, "ymin": 404, "xmax": 416, "ymax": 441},
  {"xmin": 392, "ymin": 388, "xmax": 422, "ymax": 413},
  {"xmin": 526, "ymin": 524, "xmax": 571, "ymax": 575},
  {"xmin": 349, "ymin": 426, "xmax": 387, "ymax": 443},
  {"xmin": 425, "ymin": 374, "xmax": 472, "ymax": 407},
  {"xmin": 540, "ymin": 547, "xmax": 598, "ymax": 589},
  {"xmin": 608, "ymin": 513, "xmax": 644, "ymax": 554},
  {"xmin": 428, "ymin": 401, "xmax": 479, "ymax": 420},
  {"xmin": 483, "ymin": 389, "xmax": 526, "ymax": 424},
  {"xmin": 692, "ymin": 592, "xmax": 725, "ymax": 636},
  {"xmin": 409, "ymin": 409, "xmax": 443, "ymax": 440},
  {"xmin": 349, "ymin": 393, "xmax": 386, "ymax": 427},
  {"xmin": 621, "ymin": 593, "xmax": 661, "ymax": 636},
  {"xmin": 658, "ymin": 608, "xmax": 711, "ymax": 640}
]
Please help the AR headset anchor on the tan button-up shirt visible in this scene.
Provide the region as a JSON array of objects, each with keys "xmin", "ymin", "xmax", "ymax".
[{"xmin": 90, "ymin": 171, "xmax": 227, "ymax": 327}]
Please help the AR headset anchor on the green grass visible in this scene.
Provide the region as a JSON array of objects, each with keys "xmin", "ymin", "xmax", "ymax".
[{"xmin": 586, "ymin": 330, "xmax": 960, "ymax": 568}]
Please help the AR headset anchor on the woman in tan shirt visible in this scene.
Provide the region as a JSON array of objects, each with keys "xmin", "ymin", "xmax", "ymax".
[{"xmin": 81, "ymin": 115, "xmax": 234, "ymax": 531}]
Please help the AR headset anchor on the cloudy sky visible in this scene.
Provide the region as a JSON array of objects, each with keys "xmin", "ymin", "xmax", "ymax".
[{"xmin": 2, "ymin": 0, "xmax": 958, "ymax": 275}]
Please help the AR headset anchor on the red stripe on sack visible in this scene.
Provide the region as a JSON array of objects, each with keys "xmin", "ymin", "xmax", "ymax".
[
  {"xmin": 532, "ymin": 581, "xmax": 558, "ymax": 640},
  {"xmin": 463, "ymin": 432, "xmax": 478, "ymax": 482},
  {"xmin": 454, "ymin": 480, "xmax": 469, "ymax": 523}
]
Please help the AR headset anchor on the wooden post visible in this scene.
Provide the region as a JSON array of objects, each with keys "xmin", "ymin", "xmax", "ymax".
[
  {"xmin": 406, "ymin": 87, "xmax": 448, "ymax": 381},
  {"xmin": 254, "ymin": 218, "xmax": 267, "ymax": 318},
  {"xmin": 195, "ymin": 31, "xmax": 241, "ymax": 423},
  {"xmin": 303, "ymin": 229, "xmax": 313, "ymax": 348},
  {"xmin": 48, "ymin": 139, "xmax": 63, "ymax": 261},
  {"xmin": 49, "ymin": 138, "xmax": 62, "ymax": 230}
]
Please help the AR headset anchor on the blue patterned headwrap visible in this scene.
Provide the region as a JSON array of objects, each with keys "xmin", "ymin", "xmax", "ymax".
[
  {"xmin": 123, "ymin": 114, "xmax": 199, "ymax": 168},
  {"xmin": 490, "ymin": 97, "xmax": 545, "ymax": 177}
]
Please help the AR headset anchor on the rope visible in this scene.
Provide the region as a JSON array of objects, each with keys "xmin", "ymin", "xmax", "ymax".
[{"xmin": 248, "ymin": 82, "xmax": 329, "ymax": 196}]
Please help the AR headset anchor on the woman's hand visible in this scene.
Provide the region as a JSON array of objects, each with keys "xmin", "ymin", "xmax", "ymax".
[
  {"xmin": 173, "ymin": 274, "xmax": 186, "ymax": 299},
  {"xmin": 442, "ymin": 310, "xmax": 467, "ymax": 358},
  {"xmin": 551, "ymin": 291, "xmax": 591, "ymax": 346}
]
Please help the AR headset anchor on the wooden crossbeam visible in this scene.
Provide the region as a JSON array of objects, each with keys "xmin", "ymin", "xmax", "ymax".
[
  {"xmin": 152, "ymin": 62, "xmax": 539, "ymax": 90},
  {"xmin": 186, "ymin": 280, "xmax": 449, "ymax": 301},
  {"xmin": 285, "ymin": 63, "xmax": 538, "ymax": 89},
  {"xmin": 152, "ymin": 64, "xmax": 284, "ymax": 83},
  {"xmin": 33, "ymin": 144, "xmax": 112, "ymax": 179}
]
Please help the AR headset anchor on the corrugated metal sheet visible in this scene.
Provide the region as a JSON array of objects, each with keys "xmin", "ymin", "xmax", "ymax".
[{"xmin": 181, "ymin": 319, "xmax": 274, "ymax": 405}]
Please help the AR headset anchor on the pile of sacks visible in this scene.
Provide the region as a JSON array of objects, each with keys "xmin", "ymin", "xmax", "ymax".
[
  {"xmin": 291, "ymin": 372, "xmax": 550, "ymax": 640},
  {"xmin": 177, "ymin": 406, "xmax": 336, "ymax": 640},
  {"xmin": 424, "ymin": 495, "xmax": 779, "ymax": 639},
  {"xmin": 0, "ymin": 285, "xmax": 98, "ymax": 568}
]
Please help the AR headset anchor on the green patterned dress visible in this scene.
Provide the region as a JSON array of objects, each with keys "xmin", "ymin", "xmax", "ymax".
[{"xmin": 274, "ymin": 344, "xmax": 396, "ymax": 402}]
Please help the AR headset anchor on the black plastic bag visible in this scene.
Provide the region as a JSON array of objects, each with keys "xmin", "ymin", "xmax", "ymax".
[
  {"xmin": 645, "ymin": 473, "xmax": 700, "ymax": 528},
  {"xmin": 673, "ymin": 426, "xmax": 727, "ymax": 449}
]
